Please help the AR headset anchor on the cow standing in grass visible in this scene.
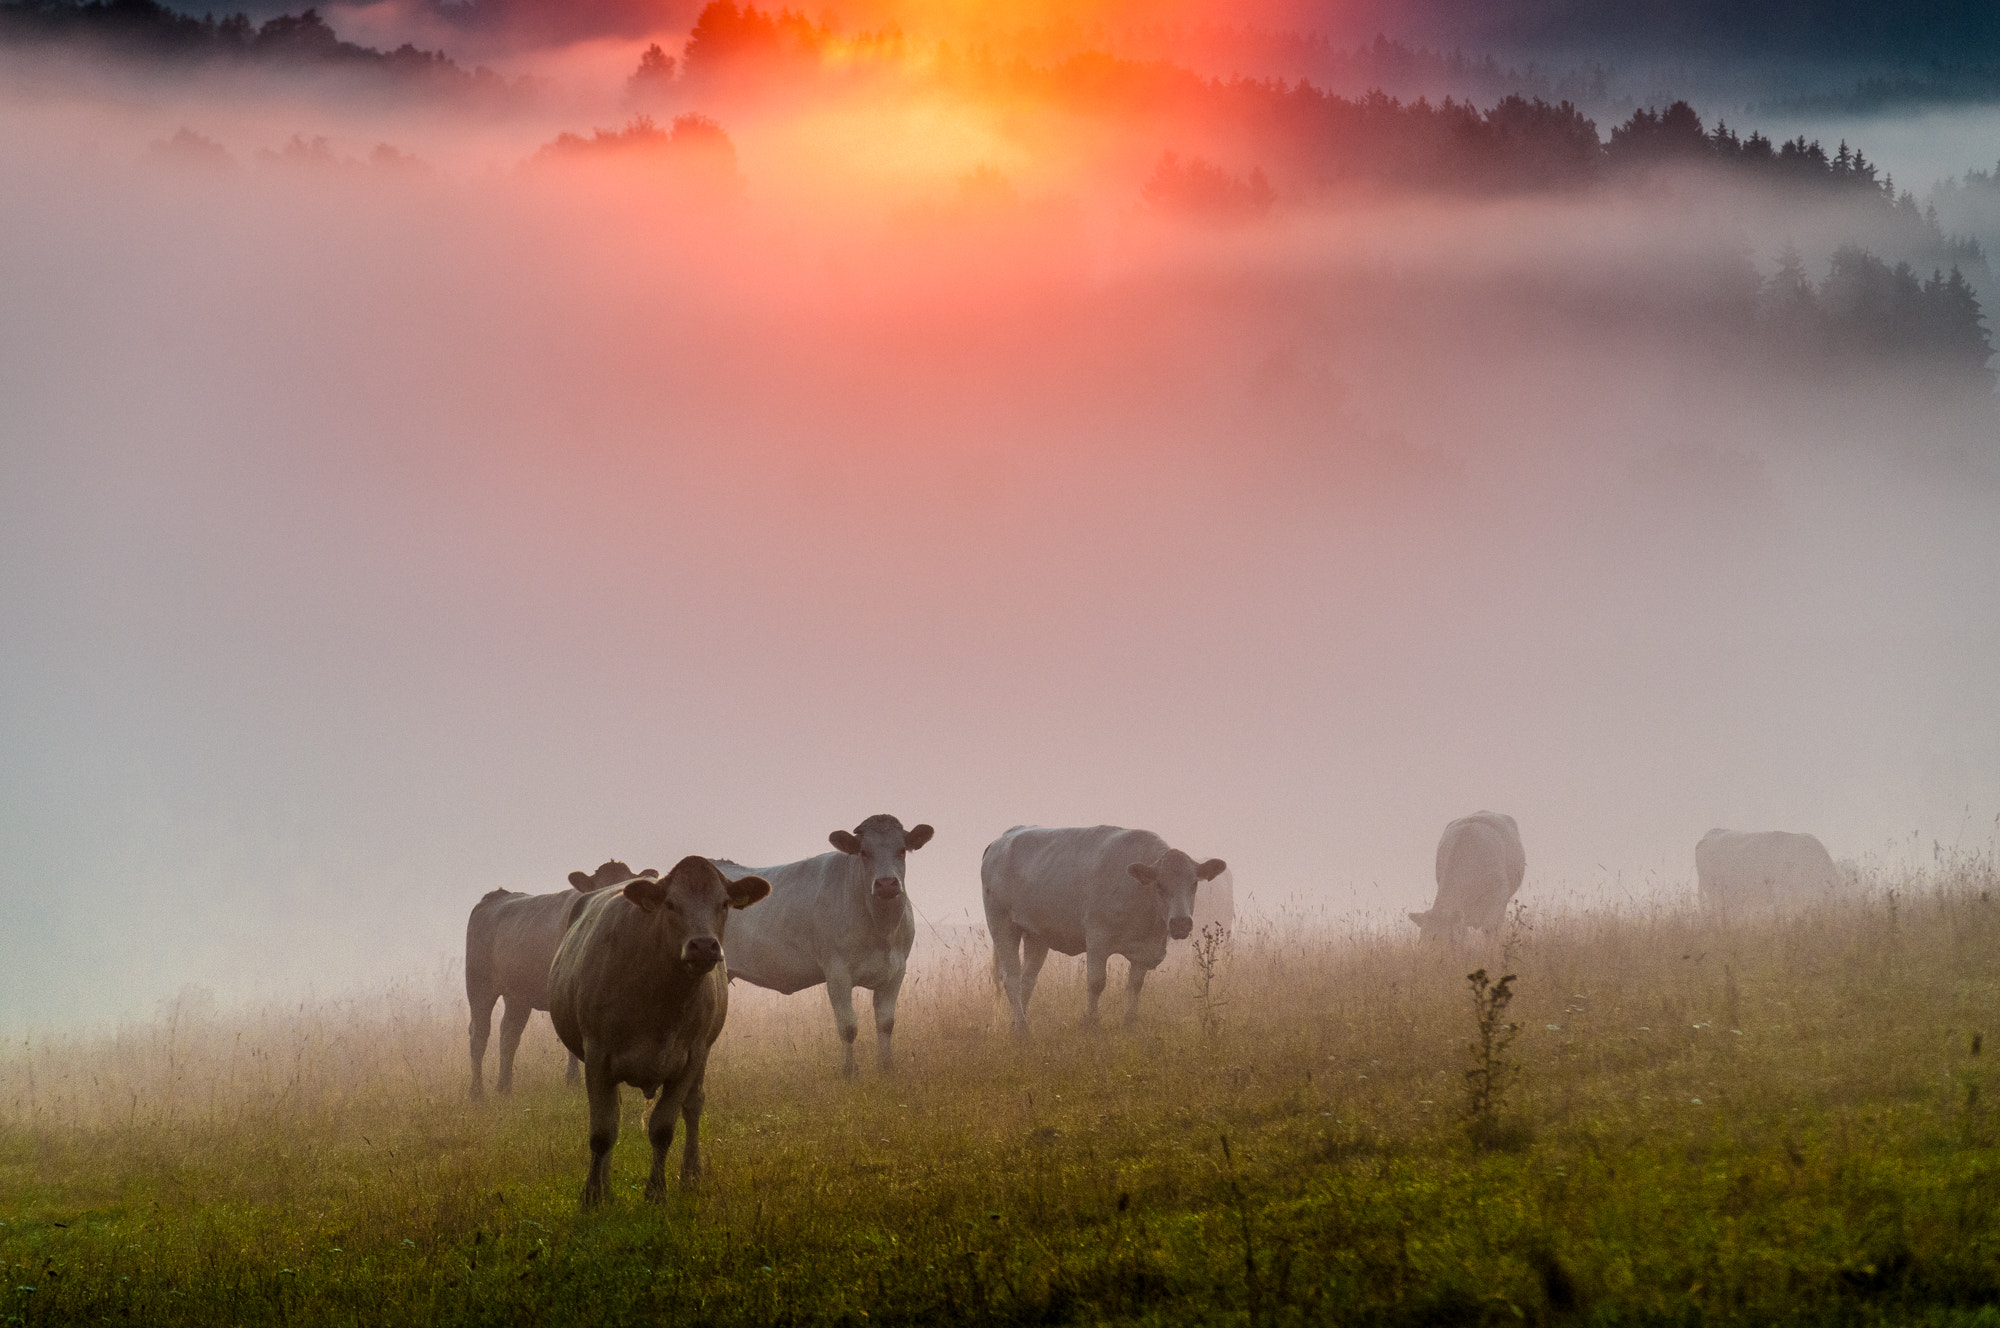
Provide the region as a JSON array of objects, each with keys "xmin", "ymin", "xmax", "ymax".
[
  {"xmin": 981, "ymin": 824, "xmax": 1227, "ymax": 1032},
  {"xmin": 549, "ymin": 855, "xmax": 769, "ymax": 1208},
  {"xmin": 716, "ymin": 813, "xmax": 934, "ymax": 1077},
  {"xmin": 465, "ymin": 859, "xmax": 653, "ymax": 1099},
  {"xmin": 1409, "ymin": 812, "xmax": 1526, "ymax": 940},
  {"xmin": 1696, "ymin": 828, "xmax": 1840, "ymax": 916}
]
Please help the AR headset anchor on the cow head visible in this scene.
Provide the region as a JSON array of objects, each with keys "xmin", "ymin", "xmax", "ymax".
[
  {"xmin": 1406, "ymin": 907, "xmax": 1460, "ymax": 940},
  {"xmin": 829, "ymin": 813, "xmax": 935, "ymax": 901},
  {"xmin": 568, "ymin": 859, "xmax": 658, "ymax": 892},
  {"xmin": 621, "ymin": 855, "xmax": 770, "ymax": 973},
  {"xmin": 1129, "ymin": 850, "xmax": 1227, "ymax": 941}
]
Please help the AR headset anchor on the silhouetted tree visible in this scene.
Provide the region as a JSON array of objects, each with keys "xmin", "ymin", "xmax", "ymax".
[
  {"xmin": 1142, "ymin": 151, "xmax": 1274, "ymax": 222},
  {"xmin": 1607, "ymin": 99, "xmax": 1709, "ymax": 163}
]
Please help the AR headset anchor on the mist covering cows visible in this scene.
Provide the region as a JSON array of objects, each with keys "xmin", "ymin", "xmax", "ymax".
[
  {"xmin": 464, "ymin": 859, "xmax": 655, "ymax": 1098},
  {"xmin": 548, "ymin": 855, "xmax": 770, "ymax": 1207},
  {"xmin": 716, "ymin": 813, "xmax": 934, "ymax": 1076},
  {"xmin": 1696, "ymin": 828, "xmax": 1843, "ymax": 915},
  {"xmin": 981, "ymin": 824, "xmax": 1227, "ymax": 1032}
]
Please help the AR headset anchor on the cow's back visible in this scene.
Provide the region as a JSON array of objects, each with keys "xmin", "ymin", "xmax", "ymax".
[
  {"xmin": 983, "ymin": 825, "xmax": 1168, "ymax": 955},
  {"xmin": 718, "ymin": 851, "xmax": 869, "ymax": 993},
  {"xmin": 1434, "ymin": 813, "xmax": 1525, "ymax": 933},
  {"xmin": 1697, "ymin": 829, "xmax": 1838, "ymax": 914},
  {"xmin": 549, "ymin": 888, "xmax": 623, "ymax": 1059},
  {"xmin": 468, "ymin": 889, "xmax": 585, "ymax": 1010}
]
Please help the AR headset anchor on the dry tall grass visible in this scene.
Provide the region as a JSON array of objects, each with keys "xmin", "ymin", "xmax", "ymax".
[{"xmin": 4, "ymin": 857, "xmax": 1998, "ymax": 1324}]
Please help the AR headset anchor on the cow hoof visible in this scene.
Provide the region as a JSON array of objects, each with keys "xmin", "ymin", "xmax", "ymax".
[
  {"xmin": 580, "ymin": 1186, "xmax": 607, "ymax": 1212},
  {"xmin": 645, "ymin": 1179, "xmax": 669, "ymax": 1202}
]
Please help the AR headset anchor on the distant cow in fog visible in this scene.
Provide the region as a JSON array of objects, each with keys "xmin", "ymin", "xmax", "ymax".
[
  {"xmin": 1193, "ymin": 867, "xmax": 1237, "ymax": 937},
  {"xmin": 466, "ymin": 859, "xmax": 654, "ymax": 1098},
  {"xmin": 549, "ymin": 856, "xmax": 769, "ymax": 1208},
  {"xmin": 1409, "ymin": 812, "xmax": 1525, "ymax": 939},
  {"xmin": 982, "ymin": 824, "xmax": 1227, "ymax": 1032},
  {"xmin": 717, "ymin": 813, "xmax": 934, "ymax": 1077},
  {"xmin": 1696, "ymin": 829, "xmax": 1840, "ymax": 915}
]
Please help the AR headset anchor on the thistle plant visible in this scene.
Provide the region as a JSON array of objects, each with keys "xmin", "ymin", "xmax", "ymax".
[
  {"xmin": 1192, "ymin": 923, "xmax": 1231, "ymax": 1038},
  {"xmin": 1464, "ymin": 967, "xmax": 1521, "ymax": 1147}
]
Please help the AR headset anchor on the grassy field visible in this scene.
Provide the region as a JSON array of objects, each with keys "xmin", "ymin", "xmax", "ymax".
[{"xmin": 4, "ymin": 860, "xmax": 2000, "ymax": 1326}]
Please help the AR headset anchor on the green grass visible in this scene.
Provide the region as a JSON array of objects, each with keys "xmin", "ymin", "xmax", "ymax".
[{"xmin": 5, "ymin": 863, "xmax": 2000, "ymax": 1325}]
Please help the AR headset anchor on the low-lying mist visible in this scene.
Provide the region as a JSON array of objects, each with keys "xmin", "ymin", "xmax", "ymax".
[{"xmin": 3, "ymin": 18, "xmax": 1997, "ymax": 1032}]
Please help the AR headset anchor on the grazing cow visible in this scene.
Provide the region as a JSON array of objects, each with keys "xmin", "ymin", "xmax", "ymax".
[
  {"xmin": 548, "ymin": 855, "xmax": 769, "ymax": 1208},
  {"xmin": 1409, "ymin": 812, "xmax": 1525, "ymax": 939},
  {"xmin": 717, "ymin": 813, "xmax": 934, "ymax": 1077},
  {"xmin": 1696, "ymin": 829, "xmax": 1840, "ymax": 915},
  {"xmin": 465, "ymin": 859, "xmax": 655, "ymax": 1099},
  {"xmin": 981, "ymin": 824, "xmax": 1227, "ymax": 1032}
]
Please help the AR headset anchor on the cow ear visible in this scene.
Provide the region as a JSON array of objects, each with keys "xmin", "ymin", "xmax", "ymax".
[
  {"xmin": 829, "ymin": 831, "xmax": 862, "ymax": 854},
  {"xmin": 1196, "ymin": 858, "xmax": 1228, "ymax": 882},
  {"xmin": 727, "ymin": 874, "xmax": 772, "ymax": 909},
  {"xmin": 1407, "ymin": 910, "xmax": 1429, "ymax": 926},
  {"xmin": 624, "ymin": 876, "xmax": 669, "ymax": 912},
  {"xmin": 904, "ymin": 824, "xmax": 935, "ymax": 851},
  {"xmin": 568, "ymin": 871, "xmax": 594, "ymax": 892},
  {"xmin": 1127, "ymin": 863, "xmax": 1159, "ymax": 886}
]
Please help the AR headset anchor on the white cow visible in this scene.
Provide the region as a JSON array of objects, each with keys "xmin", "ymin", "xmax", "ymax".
[
  {"xmin": 1408, "ymin": 811, "xmax": 1525, "ymax": 939},
  {"xmin": 1696, "ymin": 829, "xmax": 1840, "ymax": 915},
  {"xmin": 981, "ymin": 824, "xmax": 1227, "ymax": 1031},
  {"xmin": 717, "ymin": 813, "xmax": 934, "ymax": 1077}
]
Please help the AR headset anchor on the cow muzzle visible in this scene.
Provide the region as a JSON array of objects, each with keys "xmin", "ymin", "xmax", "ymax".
[
  {"xmin": 682, "ymin": 936, "xmax": 724, "ymax": 971},
  {"xmin": 872, "ymin": 877, "xmax": 903, "ymax": 900},
  {"xmin": 1169, "ymin": 916, "xmax": 1193, "ymax": 941}
]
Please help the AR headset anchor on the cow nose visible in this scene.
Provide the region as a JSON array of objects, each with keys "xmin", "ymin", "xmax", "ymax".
[
  {"xmin": 872, "ymin": 877, "xmax": 902, "ymax": 899},
  {"xmin": 1169, "ymin": 916, "xmax": 1193, "ymax": 940},
  {"xmin": 683, "ymin": 936, "xmax": 723, "ymax": 969}
]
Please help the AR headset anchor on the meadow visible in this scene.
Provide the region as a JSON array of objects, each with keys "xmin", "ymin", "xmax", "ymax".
[{"xmin": 4, "ymin": 859, "xmax": 1999, "ymax": 1326}]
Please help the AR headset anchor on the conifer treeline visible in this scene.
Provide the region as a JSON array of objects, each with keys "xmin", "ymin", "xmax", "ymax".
[{"xmin": 0, "ymin": 0, "xmax": 514, "ymax": 93}]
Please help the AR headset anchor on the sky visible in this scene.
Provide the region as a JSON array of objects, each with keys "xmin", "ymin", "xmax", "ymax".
[{"xmin": 2, "ymin": 2, "xmax": 1998, "ymax": 1030}]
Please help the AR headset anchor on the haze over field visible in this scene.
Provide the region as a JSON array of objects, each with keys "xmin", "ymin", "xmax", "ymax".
[{"xmin": 3, "ymin": 0, "xmax": 1998, "ymax": 1031}]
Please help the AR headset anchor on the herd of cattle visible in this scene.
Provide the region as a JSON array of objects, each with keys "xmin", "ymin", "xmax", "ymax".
[{"xmin": 462, "ymin": 813, "xmax": 1849, "ymax": 1206}]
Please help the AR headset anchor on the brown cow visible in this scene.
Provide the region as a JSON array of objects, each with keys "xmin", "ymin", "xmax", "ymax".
[
  {"xmin": 465, "ymin": 859, "xmax": 655, "ymax": 1099},
  {"xmin": 549, "ymin": 855, "xmax": 770, "ymax": 1208}
]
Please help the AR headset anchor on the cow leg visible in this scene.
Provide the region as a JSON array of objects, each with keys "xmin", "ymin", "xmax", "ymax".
[
  {"xmin": 467, "ymin": 992, "xmax": 495, "ymax": 1101},
  {"xmin": 565, "ymin": 1051, "xmax": 582, "ymax": 1087},
  {"xmin": 1084, "ymin": 947, "xmax": 1109, "ymax": 1024},
  {"xmin": 1019, "ymin": 937, "xmax": 1051, "ymax": 1016},
  {"xmin": 678, "ymin": 1059, "xmax": 710, "ymax": 1187},
  {"xmin": 645, "ymin": 1062, "xmax": 705, "ymax": 1200},
  {"xmin": 989, "ymin": 916, "xmax": 1029, "ymax": 1034},
  {"xmin": 495, "ymin": 996, "xmax": 532, "ymax": 1096},
  {"xmin": 580, "ymin": 1053, "xmax": 620, "ymax": 1211},
  {"xmin": 825, "ymin": 961, "xmax": 861, "ymax": 1078},
  {"xmin": 872, "ymin": 974, "xmax": 904, "ymax": 1073},
  {"xmin": 1124, "ymin": 959, "xmax": 1151, "ymax": 1025}
]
